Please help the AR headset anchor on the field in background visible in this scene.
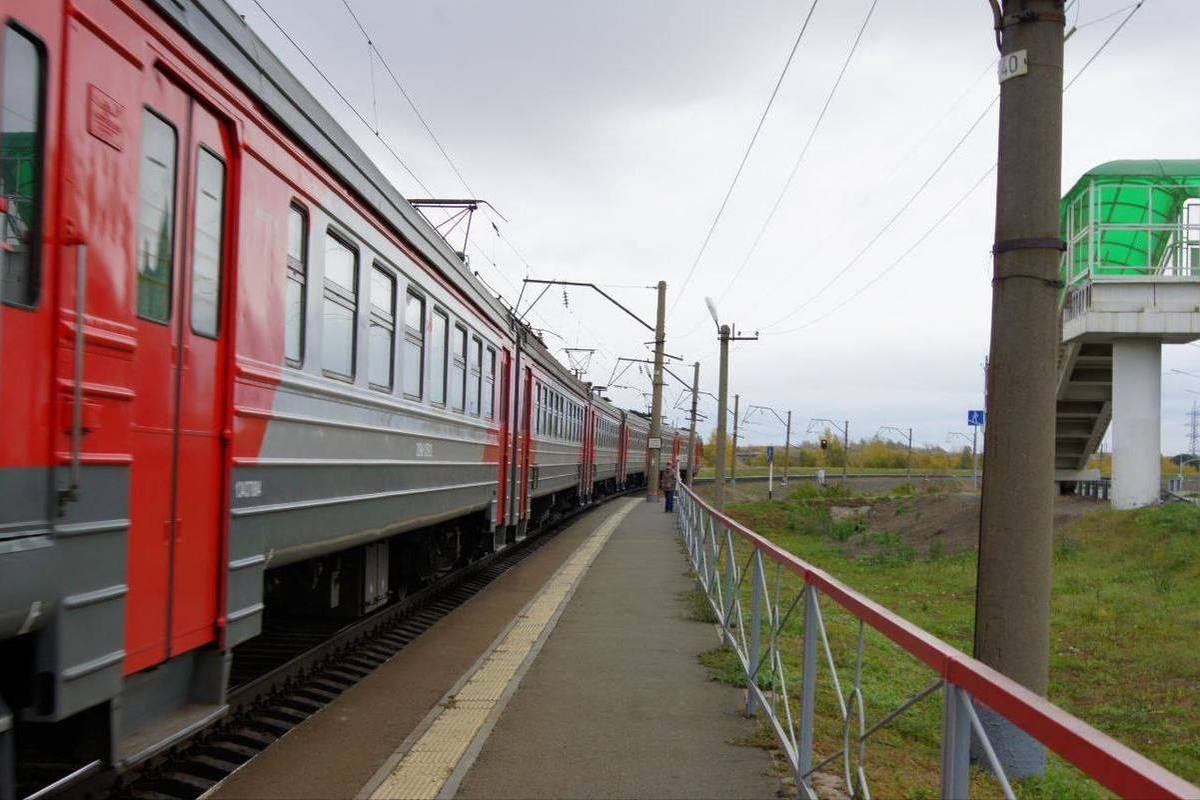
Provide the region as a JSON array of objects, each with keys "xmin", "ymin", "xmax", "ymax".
[{"xmin": 689, "ymin": 482, "xmax": 1200, "ymax": 798}]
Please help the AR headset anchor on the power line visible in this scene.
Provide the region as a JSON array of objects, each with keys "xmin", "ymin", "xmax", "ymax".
[
  {"xmin": 762, "ymin": 0, "xmax": 1144, "ymax": 334},
  {"xmin": 712, "ymin": 0, "xmax": 879, "ymax": 307},
  {"xmin": 765, "ymin": 164, "xmax": 995, "ymax": 335},
  {"xmin": 667, "ymin": 0, "xmax": 821, "ymax": 318},
  {"xmin": 762, "ymin": 92, "xmax": 999, "ymax": 331},
  {"xmin": 1063, "ymin": 0, "xmax": 1143, "ymax": 92}
]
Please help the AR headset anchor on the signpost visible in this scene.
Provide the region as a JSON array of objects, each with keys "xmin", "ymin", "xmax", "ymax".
[
  {"xmin": 767, "ymin": 446, "xmax": 775, "ymax": 500},
  {"xmin": 968, "ymin": 410, "xmax": 985, "ymax": 489}
]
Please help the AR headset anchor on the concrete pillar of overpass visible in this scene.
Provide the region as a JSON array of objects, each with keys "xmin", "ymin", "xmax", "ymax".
[{"xmin": 1112, "ymin": 338, "xmax": 1162, "ymax": 509}]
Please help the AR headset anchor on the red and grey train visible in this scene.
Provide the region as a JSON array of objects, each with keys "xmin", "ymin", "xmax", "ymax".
[{"xmin": 0, "ymin": 0, "xmax": 699, "ymax": 790}]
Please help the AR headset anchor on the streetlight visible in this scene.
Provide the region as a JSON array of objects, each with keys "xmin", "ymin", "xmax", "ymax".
[{"xmin": 704, "ymin": 297, "xmax": 757, "ymax": 509}]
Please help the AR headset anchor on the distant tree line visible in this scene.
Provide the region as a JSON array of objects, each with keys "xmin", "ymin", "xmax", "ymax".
[{"xmin": 701, "ymin": 430, "xmax": 977, "ymax": 472}]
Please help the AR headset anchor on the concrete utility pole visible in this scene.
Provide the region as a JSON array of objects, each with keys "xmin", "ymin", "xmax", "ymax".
[
  {"xmin": 685, "ymin": 361, "xmax": 700, "ymax": 486},
  {"xmin": 974, "ymin": 0, "xmax": 1064, "ymax": 778},
  {"xmin": 706, "ymin": 297, "xmax": 758, "ymax": 510},
  {"xmin": 731, "ymin": 394, "xmax": 740, "ymax": 486},
  {"xmin": 647, "ymin": 280, "xmax": 667, "ymax": 502},
  {"xmin": 784, "ymin": 411, "xmax": 792, "ymax": 486},
  {"xmin": 714, "ymin": 325, "xmax": 731, "ymax": 509}
]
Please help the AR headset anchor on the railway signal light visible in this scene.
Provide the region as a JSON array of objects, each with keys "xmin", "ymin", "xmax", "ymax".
[{"xmin": 820, "ymin": 437, "xmax": 829, "ymax": 450}]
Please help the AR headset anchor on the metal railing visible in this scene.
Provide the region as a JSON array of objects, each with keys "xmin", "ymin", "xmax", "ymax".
[
  {"xmin": 676, "ymin": 482, "xmax": 1199, "ymax": 799},
  {"xmin": 1061, "ymin": 183, "xmax": 1200, "ymax": 290},
  {"xmin": 1075, "ymin": 478, "xmax": 1110, "ymax": 501}
]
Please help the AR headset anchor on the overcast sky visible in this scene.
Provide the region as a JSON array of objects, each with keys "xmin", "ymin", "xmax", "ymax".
[{"xmin": 228, "ymin": 0, "xmax": 1200, "ymax": 453}]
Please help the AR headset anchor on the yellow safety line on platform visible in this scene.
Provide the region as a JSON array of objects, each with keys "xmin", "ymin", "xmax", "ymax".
[{"xmin": 368, "ymin": 498, "xmax": 641, "ymax": 800}]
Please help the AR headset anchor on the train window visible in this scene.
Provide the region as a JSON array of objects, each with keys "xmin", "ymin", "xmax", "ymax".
[
  {"xmin": 368, "ymin": 265, "xmax": 395, "ymax": 391},
  {"xmin": 403, "ymin": 290, "xmax": 424, "ymax": 399},
  {"xmin": 484, "ymin": 347, "xmax": 496, "ymax": 419},
  {"xmin": 450, "ymin": 323, "xmax": 466, "ymax": 412},
  {"xmin": 468, "ymin": 336, "xmax": 482, "ymax": 416},
  {"xmin": 321, "ymin": 233, "xmax": 357, "ymax": 379},
  {"xmin": 136, "ymin": 110, "xmax": 177, "ymax": 322},
  {"xmin": 189, "ymin": 148, "xmax": 225, "ymax": 337},
  {"xmin": 0, "ymin": 25, "xmax": 44, "ymax": 307},
  {"xmin": 430, "ymin": 308, "xmax": 447, "ymax": 404},
  {"xmin": 285, "ymin": 205, "xmax": 307, "ymax": 365}
]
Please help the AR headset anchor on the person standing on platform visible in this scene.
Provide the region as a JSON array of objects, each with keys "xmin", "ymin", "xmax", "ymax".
[{"xmin": 662, "ymin": 461, "xmax": 677, "ymax": 513}]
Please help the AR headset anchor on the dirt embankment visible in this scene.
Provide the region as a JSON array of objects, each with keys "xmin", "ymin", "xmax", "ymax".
[{"xmin": 835, "ymin": 493, "xmax": 1100, "ymax": 559}]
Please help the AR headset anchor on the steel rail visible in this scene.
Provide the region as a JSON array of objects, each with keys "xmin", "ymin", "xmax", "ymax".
[
  {"xmin": 677, "ymin": 481, "xmax": 1199, "ymax": 799},
  {"xmin": 29, "ymin": 490, "xmax": 639, "ymax": 800}
]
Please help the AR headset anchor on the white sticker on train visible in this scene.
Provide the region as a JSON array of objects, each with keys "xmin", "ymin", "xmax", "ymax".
[{"xmin": 234, "ymin": 480, "xmax": 263, "ymax": 499}]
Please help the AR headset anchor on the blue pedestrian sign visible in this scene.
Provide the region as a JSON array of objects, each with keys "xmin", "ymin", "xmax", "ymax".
[
  {"xmin": 967, "ymin": 409, "xmax": 986, "ymax": 427},
  {"xmin": 766, "ymin": 446, "xmax": 775, "ymax": 463}
]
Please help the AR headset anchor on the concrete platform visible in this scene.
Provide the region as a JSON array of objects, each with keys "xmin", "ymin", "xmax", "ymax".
[
  {"xmin": 214, "ymin": 498, "xmax": 778, "ymax": 800},
  {"xmin": 450, "ymin": 500, "xmax": 778, "ymax": 799}
]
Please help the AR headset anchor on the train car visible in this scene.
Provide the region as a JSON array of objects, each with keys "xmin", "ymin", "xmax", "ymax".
[
  {"xmin": 588, "ymin": 397, "xmax": 622, "ymax": 497},
  {"xmin": 622, "ymin": 411, "xmax": 651, "ymax": 489},
  {"xmin": 0, "ymin": 0, "xmax": 615, "ymax": 792},
  {"xmin": 522, "ymin": 354, "xmax": 588, "ymax": 530}
]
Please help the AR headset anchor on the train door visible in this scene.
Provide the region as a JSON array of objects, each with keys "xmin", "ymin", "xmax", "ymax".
[{"xmin": 124, "ymin": 73, "xmax": 231, "ymax": 672}]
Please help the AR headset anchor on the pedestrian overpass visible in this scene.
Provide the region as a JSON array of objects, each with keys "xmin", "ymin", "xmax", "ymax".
[{"xmin": 1055, "ymin": 160, "xmax": 1200, "ymax": 507}]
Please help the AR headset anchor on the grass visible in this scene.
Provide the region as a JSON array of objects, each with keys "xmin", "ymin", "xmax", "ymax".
[
  {"xmin": 692, "ymin": 491, "xmax": 1200, "ymax": 798},
  {"xmin": 694, "ymin": 465, "xmax": 977, "ymax": 478}
]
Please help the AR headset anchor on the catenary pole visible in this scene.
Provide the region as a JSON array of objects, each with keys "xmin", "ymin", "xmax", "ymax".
[
  {"xmin": 686, "ymin": 361, "xmax": 700, "ymax": 486},
  {"xmin": 647, "ymin": 280, "xmax": 667, "ymax": 501},
  {"xmin": 974, "ymin": 0, "xmax": 1064, "ymax": 778},
  {"xmin": 906, "ymin": 427, "xmax": 913, "ymax": 481},
  {"xmin": 783, "ymin": 410, "xmax": 792, "ymax": 485},
  {"xmin": 714, "ymin": 325, "xmax": 730, "ymax": 509},
  {"xmin": 842, "ymin": 419, "xmax": 849, "ymax": 482}
]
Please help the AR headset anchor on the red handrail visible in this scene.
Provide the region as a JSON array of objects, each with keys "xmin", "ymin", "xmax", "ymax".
[{"xmin": 680, "ymin": 484, "xmax": 1200, "ymax": 799}]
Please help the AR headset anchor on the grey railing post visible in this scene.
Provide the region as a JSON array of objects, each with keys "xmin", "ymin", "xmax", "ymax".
[
  {"xmin": 746, "ymin": 548, "xmax": 765, "ymax": 715},
  {"xmin": 940, "ymin": 683, "xmax": 971, "ymax": 799},
  {"xmin": 724, "ymin": 528, "xmax": 738, "ymax": 635},
  {"xmin": 798, "ymin": 584, "xmax": 819, "ymax": 791}
]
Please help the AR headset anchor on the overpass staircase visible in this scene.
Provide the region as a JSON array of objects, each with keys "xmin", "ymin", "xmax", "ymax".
[
  {"xmin": 1055, "ymin": 341, "xmax": 1112, "ymax": 476},
  {"xmin": 1051, "ymin": 160, "xmax": 1200, "ymax": 500}
]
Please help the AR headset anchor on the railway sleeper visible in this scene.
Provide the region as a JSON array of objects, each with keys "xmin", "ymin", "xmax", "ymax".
[
  {"xmin": 157, "ymin": 769, "xmax": 218, "ymax": 795},
  {"xmin": 221, "ymin": 728, "xmax": 275, "ymax": 750},
  {"xmin": 170, "ymin": 755, "xmax": 231, "ymax": 782},
  {"xmin": 256, "ymin": 707, "xmax": 307, "ymax": 726},
  {"xmin": 200, "ymin": 741, "xmax": 259, "ymax": 762},
  {"xmin": 246, "ymin": 715, "xmax": 293, "ymax": 736}
]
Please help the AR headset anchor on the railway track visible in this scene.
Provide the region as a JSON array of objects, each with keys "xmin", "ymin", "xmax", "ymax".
[{"xmin": 40, "ymin": 494, "xmax": 632, "ymax": 800}]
